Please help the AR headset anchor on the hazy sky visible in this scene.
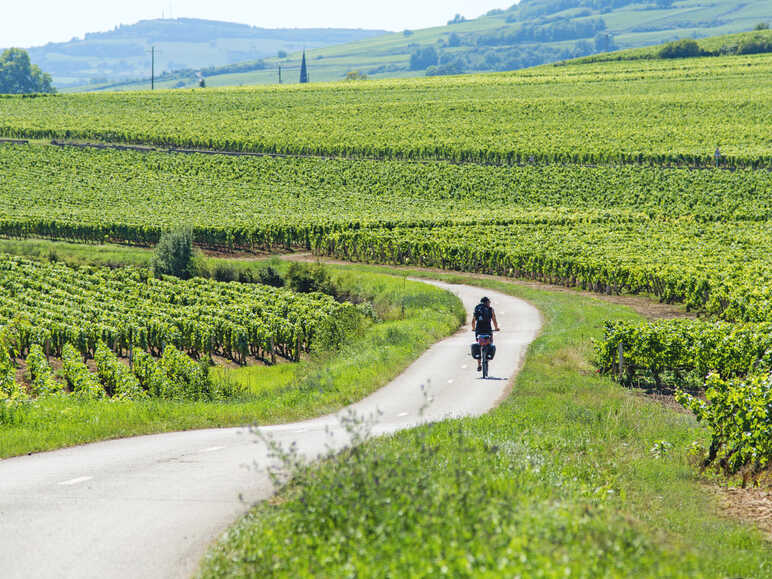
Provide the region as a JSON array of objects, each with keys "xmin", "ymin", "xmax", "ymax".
[{"xmin": 3, "ymin": 1, "xmax": 511, "ymax": 48}]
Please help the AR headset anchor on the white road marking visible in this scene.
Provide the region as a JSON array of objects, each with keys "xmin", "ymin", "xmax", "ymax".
[
  {"xmin": 461, "ymin": 364, "xmax": 468, "ymax": 369},
  {"xmin": 58, "ymin": 476, "xmax": 92, "ymax": 486},
  {"xmin": 397, "ymin": 412, "xmax": 409, "ymax": 417},
  {"xmin": 448, "ymin": 379, "xmax": 455, "ymax": 384},
  {"xmin": 201, "ymin": 446, "xmax": 225, "ymax": 453}
]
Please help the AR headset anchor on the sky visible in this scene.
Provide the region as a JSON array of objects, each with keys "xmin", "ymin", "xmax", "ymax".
[{"xmin": 2, "ymin": 1, "xmax": 511, "ymax": 48}]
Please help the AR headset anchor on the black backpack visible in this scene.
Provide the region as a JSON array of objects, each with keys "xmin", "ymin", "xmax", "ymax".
[{"xmin": 474, "ymin": 304, "xmax": 492, "ymax": 325}]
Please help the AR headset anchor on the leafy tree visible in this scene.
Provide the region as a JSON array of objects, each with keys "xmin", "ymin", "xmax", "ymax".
[
  {"xmin": 0, "ymin": 48, "xmax": 54, "ymax": 94},
  {"xmin": 426, "ymin": 60, "xmax": 465, "ymax": 77},
  {"xmin": 409, "ymin": 46, "xmax": 439, "ymax": 70},
  {"xmin": 736, "ymin": 37, "xmax": 772, "ymax": 55},
  {"xmin": 277, "ymin": 50, "xmax": 288, "ymax": 58},
  {"xmin": 152, "ymin": 228, "xmax": 195, "ymax": 279}
]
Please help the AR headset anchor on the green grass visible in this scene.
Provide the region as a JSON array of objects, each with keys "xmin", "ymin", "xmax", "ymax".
[
  {"xmin": 201, "ymin": 269, "xmax": 771, "ymax": 578},
  {"xmin": 0, "ymin": 237, "xmax": 153, "ymax": 267},
  {"xmin": 0, "ymin": 263, "xmax": 463, "ymax": 458}
]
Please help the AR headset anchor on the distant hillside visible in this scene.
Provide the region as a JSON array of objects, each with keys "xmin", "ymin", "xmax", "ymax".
[
  {"xmin": 564, "ymin": 27, "xmax": 772, "ymax": 63},
  {"xmin": 90, "ymin": 0, "xmax": 770, "ymax": 90},
  {"xmin": 19, "ymin": 18, "xmax": 386, "ymax": 88}
]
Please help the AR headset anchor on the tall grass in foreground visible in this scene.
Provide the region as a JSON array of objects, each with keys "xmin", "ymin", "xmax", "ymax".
[{"xmin": 201, "ymin": 273, "xmax": 771, "ymax": 578}]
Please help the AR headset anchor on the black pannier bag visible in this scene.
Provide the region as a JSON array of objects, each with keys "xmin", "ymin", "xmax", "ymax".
[
  {"xmin": 486, "ymin": 344, "xmax": 496, "ymax": 360},
  {"xmin": 471, "ymin": 343, "xmax": 481, "ymax": 359}
]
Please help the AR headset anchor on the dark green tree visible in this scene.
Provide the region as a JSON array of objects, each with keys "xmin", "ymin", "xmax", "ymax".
[
  {"xmin": 299, "ymin": 50, "xmax": 309, "ymax": 84},
  {"xmin": 409, "ymin": 46, "xmax": 439, "ymax": 70},
  {"xmin": 152, "ymin": 228, "xmax": 195, "ymax": 279},
  {"xmin": 658, "ymin": 38, "xmax": 703, "ymax": 59},
  {"xmin": 0, "ymin": 48, "xmax": 55, "ymax": 94}
]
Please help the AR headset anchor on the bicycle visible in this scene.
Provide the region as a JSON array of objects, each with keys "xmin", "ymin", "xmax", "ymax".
[{"xmin": 472, "ymin": 332, "xmax": 497, "ymax": 379}]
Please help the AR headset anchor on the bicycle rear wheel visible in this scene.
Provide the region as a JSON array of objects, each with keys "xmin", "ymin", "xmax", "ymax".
[{"xmin": 482, "ymin": 350, "xmax": 489, "ymax": 379}]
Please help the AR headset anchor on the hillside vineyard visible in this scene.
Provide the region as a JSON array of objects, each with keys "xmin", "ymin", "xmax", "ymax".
[
  {"xmin": 0, "ymin": 50, "xmax": 770, "ymax": 470},
  {"xmin": 1, "ymin": 54, "xmax": 770, "ymax": 167}
]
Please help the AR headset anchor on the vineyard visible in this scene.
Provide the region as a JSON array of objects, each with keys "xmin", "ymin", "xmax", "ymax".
[
  {"xmin": 0, "ymin": 256, "xmax": 359, "ymax": 403},
  {"xmin": 0, "ymin": 48, "xmax": 770, "ymax": 475},
  {"xmin": 0, "ymin": 53, "xmax": 771, "ymax": 167}
]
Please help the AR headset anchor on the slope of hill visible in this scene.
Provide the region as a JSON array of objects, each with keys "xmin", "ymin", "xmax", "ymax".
[
  {"xmin": 96, "ymin": 0, "xmax": 771, "ymax": 90},
  {"xmin": 18, "ymin": 18, "xmax": 386, "ymax": 88}
]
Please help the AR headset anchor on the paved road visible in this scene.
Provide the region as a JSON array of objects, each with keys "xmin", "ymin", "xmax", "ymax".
[{"xmin": 0, "ymin": 280, "xmax": 542, "ymax": 579}]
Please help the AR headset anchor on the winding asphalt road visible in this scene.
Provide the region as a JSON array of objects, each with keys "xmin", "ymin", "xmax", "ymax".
[{"xmin": 0, "ymin": 280, "xmax": 542, "ymax": 578}]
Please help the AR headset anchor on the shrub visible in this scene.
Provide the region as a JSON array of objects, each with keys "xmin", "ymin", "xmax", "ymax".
[
  {"xmin": 152, "ymin": 228, "xmax": 195, "ymax": 279},
  {"xmin": 658, "ymin": 39, "xmax": 704, "ymax": 59},
  {"xmin": 257, "ymin": 266, "xmax": 284, "ymax": 288},
  {"xmin": 212, "ymin": 262, "xmax": 237, "ymax": 282},
  {"xmin": 286, "ymin": 263, "xmax": 336, "ymax": 296}
]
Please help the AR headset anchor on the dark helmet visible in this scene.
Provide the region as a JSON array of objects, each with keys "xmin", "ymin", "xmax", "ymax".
[{"xmin": 481, "ymin": 296, "xmax": 490, "ymax": 304}]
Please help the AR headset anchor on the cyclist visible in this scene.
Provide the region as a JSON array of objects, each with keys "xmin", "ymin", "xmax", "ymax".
[{"xmin": 472, "ymin": 296, "xmax": 500, "ymax": 372}]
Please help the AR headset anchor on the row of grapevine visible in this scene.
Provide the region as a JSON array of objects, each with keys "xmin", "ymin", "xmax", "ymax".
[
  {"xmin": 0, "ymin": 256, "xmax": 358, "ymax": 365},
  {"xmin": 0, "ymin": 53, "xmax": 770, "ymax": 168},
  {"xmin": 315, "ymin": 223, "xmax": 771, "ymax": 323},
  {"xmin": 677, "ymin": 373, "xmax": 771, "ymax": 476},
  {"xmin": 596, "ymin": 320, "xmax": 772, "ymax": 389},
  {"xmin": 2, "ymin": 145, "xmax": 767, "ymax": 245},
  {"xmin": 0, "ymin": 333, "xmax": 226, "ymax": 406}
]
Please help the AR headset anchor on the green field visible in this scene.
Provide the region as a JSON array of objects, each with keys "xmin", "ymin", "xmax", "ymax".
[
  {"xmin": 3, "ymin": 52, "xmax": 772, "ymax": 167},
  {"xmin": 1, "ymin": 41, "xmax": 770, "ymax": 574}
]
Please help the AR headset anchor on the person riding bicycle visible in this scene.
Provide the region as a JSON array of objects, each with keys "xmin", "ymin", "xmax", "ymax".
[{"xmin": 472, "ymin": 296, "xmax": 500, "ymax": 372}]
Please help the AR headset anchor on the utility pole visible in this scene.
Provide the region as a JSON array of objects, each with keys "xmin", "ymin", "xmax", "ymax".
[
  {"xmin": 278, "ymin": 65, "xmax": 282, "ymax": 84},
  {"xmin": 146, "ymin": 46, "xmax": 158, "ymax": 90}
]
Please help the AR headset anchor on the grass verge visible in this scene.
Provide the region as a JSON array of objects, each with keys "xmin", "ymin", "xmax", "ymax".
[
  {"xmin": 0, "ymin": 264, "xmax": 463, "ymax": 458},
  {"xmin": 201, "ymin": 269, "xmax": 771, "ymax": 578}
]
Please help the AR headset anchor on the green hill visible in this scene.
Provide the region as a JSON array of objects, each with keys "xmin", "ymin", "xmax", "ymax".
[
  {"xmin": 79, "ymin": 0, "xmax": 771, "ymax": 90},
  {"xmin": 19, "ymin": 18, "xmax": 385, "ymax": 89}
]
